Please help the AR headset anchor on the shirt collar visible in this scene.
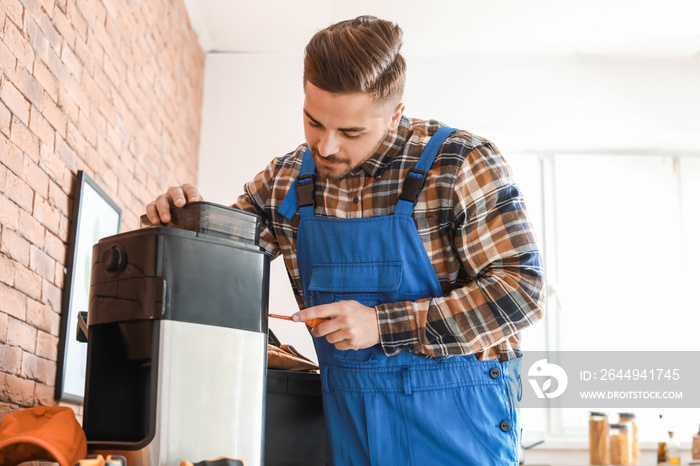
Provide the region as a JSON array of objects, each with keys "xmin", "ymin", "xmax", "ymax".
[{"xmin": 357, "ymin": 116, "xmax": 410, "ymax": 178}]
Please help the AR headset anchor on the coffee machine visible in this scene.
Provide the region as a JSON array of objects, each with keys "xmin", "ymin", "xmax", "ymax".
[{"xmin": 82, "ymin": 202, "xmax": 270, "ymax": 466}]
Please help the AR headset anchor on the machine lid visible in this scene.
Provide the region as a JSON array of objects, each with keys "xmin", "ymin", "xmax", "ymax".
[{"xmin": 140, "ymin": 201, "xmax": 262, "ymax": 246}]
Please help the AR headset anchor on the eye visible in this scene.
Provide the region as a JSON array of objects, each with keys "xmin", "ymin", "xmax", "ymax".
[
  {"xmin": 307, "ymin": 119, "xmax": 321, "ymax": 128},
  {"xmin": 342, "ymin": 132, "xmax": 360, "ymax": 140}
]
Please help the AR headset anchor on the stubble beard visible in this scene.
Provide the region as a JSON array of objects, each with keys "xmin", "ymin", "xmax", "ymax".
[{"xmin": 310, "ymin": 129, "xmax": 388, "ymax": 181}]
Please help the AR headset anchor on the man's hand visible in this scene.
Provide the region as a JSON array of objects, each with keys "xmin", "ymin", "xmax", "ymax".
[
  {"xmin": 145, "ymin": 183, "xmax": 202, "ymax": 224},
  {"xmin": 293, "ymin": 300, "xmax": 380, "ymax": 351}
]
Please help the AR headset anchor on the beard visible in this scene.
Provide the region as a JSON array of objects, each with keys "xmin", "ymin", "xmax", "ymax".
[{"xmin": 310, "ymin": 129, "xmax": 388, "ymax": 181}]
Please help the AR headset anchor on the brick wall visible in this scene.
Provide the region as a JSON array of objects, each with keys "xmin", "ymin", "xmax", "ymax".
[{"xmin": 0, "ymin": 0, "xmax": 204, "ymax": 418}]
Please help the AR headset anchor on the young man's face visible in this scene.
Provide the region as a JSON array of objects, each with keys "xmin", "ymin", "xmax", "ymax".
[{"xmin": 303, "ymin": 82, "xmax": 404, "ymax": 180}]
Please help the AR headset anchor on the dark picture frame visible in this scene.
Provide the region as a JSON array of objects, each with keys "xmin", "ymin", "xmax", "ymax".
[{"xmin": 55, "ymin": 171, "xmax": 121, "ymax": 402}]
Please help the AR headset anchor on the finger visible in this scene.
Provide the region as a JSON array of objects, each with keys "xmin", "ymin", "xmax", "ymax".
[
  {"xmin": 167, "ymin": 185, "xmax": 187, "ymax": 207},
  {"xmin": 154, "ymin": 193, "xmax": 174, "ymax": 223},
  {"xmin": 180, "ymin": 183, "xmax": 203, "ymax": 203},
  {"xmin": 292, "ymin": 304, "xmax": 334, "ymax": 324},
  {"xmin": 310, "ymin": 317, "xmax": 341, "ymax": 337},
  {"xmin": 145, "ymin": 202, "xmax": 162, "ymax": 225}
]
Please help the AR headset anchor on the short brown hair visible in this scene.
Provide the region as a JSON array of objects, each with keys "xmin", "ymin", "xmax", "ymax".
[{"xmin": 303, "ymin": 16, "xmax": 406, "ymax": 105}]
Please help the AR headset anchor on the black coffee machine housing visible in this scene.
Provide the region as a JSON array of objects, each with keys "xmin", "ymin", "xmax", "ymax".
[{"xmin": 82, "ymin": 203, "xmax": 270, "ymax": 465}]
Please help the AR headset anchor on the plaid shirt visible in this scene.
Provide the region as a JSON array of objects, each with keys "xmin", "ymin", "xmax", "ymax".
[{"xmin": 233, "ymin": 116, "xmax": 545, "ymax": 361}]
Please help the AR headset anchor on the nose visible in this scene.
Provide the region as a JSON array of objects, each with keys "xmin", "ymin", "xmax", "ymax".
[{"xmin": 317, "ymin": 131, "xmax": 340, "ymax": 157}]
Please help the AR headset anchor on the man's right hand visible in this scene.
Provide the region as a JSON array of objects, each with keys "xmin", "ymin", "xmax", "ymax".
[{"xmin": 145, "ymin": 183, "xmax": 203, "ymax": 224}]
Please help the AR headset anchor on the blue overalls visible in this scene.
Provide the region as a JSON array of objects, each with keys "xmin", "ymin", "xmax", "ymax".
[{"xmin": 279, "ymin": 127, "xmax": 521, "ymax": 465}]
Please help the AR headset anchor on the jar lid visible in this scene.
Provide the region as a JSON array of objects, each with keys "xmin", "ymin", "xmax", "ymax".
[
  {"xmin": 618, "ymin": 412, "xmax": 636, "ymax": 419},
  {"xmin": 589, "ymin": 411, "xmax": 608, "ymax": 417},
  {"xmin": 609, "ymin": 423, "xmax": 629, "ymax": 429}
]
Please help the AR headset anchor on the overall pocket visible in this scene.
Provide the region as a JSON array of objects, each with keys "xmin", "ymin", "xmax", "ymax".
[{"xmin": 308, "ymin": 261, "xmax": 402, "ymax": 363}]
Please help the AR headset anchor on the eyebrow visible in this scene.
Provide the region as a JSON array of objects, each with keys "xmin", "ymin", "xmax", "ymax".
[{"xmin": 303, "ymin": 109, "xmax": 367, "ymax": 133}]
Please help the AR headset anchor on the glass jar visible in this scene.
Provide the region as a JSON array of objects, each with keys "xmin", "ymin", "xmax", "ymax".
[
  {"xmin": 610, "ymin": 422, "xmax": 633, "ymax": 465},
  {"xmin": 589, "ymin": 411, "xmax": 610, "ymax": 465},
  {"xmin": 618, "ymin": 412, "xmax": 640, "ymax": 465}
]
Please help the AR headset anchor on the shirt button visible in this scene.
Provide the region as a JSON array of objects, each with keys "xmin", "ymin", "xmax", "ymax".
[
  {"xmin": 500, "ymin": 420, "xmax": 511, "ymax": 432},
  {"xmin": 489, "ymin": 367, "xmax": 501, "ymax": 379},
  {"xmin": 352, "ymin": 197, "xmax": 359, "ymax": 204}
]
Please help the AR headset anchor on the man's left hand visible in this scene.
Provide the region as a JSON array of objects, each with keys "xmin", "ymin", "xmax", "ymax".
[{"xmin": 292, "ymin": 300, "xmax": 380, "ymax": 351}]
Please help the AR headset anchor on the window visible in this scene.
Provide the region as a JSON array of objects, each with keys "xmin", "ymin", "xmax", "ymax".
[{"xmin": 509, "ymin": 152, "xmax": 700, "ymax": 443}]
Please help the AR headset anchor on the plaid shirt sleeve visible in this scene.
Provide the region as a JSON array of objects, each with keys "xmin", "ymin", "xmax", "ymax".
[{"xmin": 375, "ymin": 141, "xmax": 546, "ymax": 360}]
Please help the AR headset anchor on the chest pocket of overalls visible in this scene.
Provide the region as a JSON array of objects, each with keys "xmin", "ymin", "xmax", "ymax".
[{"xmin": 308, "ymin": 262, "xmax": 402, "ymax": 362}]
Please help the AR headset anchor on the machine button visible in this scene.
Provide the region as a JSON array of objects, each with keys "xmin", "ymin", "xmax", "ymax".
[
  {"xmin": 489, "ymin": 367, "xmax": 501, "ymax": 379},
  {"xmin": 102, "ymin": 246, "xmax": 125, "ymax": 273},
  {"xmin": 500, "ymin": 420, "xmax": 511, "ymax": 432}
]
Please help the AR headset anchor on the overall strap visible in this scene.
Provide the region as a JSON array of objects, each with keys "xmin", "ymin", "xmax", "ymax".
[
  {"xmin": 395, "ymin": 126, "xmax": 457, "ymax": 216},
  {"xmin": 278, "ymin": 148, "xmax": 317, "ymax": 220}
]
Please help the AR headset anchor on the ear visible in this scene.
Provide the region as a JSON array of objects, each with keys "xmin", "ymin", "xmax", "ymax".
[{"xmin": 388, "ymin": 102, "xmax": 405, "ymax": 131}]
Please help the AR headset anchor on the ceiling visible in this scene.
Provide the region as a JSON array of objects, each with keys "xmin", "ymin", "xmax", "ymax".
[{"xmin": 184, "ymin": 0, "xmax": 700, "ymax": 60}]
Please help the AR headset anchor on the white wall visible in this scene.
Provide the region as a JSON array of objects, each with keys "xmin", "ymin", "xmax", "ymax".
[{"xmin": 197, "ymin": 52, "xmax": 700, "ymax": 360}]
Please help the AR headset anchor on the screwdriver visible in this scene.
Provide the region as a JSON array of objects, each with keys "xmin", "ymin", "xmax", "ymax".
[{"xmin": 269, "ymin": 313, "xmax": 328, "ymax": 328}]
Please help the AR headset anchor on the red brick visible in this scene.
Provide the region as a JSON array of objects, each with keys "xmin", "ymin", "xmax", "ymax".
[
  {"xmin": 58, "ymin": 84, "xmax": 80, "ymax": 122},
  {"xmin": 40, "ymin": 143, "xmax": 70, "ymax": 190},
  {"xmin": 38, "ymin": 0, "xmax": 56, "ymax": 18},
  {"xmin": 36, "ymin": 11, "xmax": 61, "ymax": 55},
  {"xmin": 0, "ymin": 132, "xmax": 24, "ymax": 176},
  {"xmin": 0, "ymin": 253, "xmax": 16, "ymax": 286},
  {"xmin": 7, "ymin": 316, "xmax": 37, "ymax": 352},
  {"xmin": 77, "ymin": 36, "xmax": 99, "ymax": 75},
  {"xmin": 65, "ymin": 0, "xmax": 87, "ymax": 42},
  {"xmin": 60, "ymin": 42, "xmax": 81, "ymax": 79},
  {"xmin": 0, "ymin": 311, "xmax": 7, "ymax": 343},
  {"xmin": 0, "ymin": 38, "xmax": 19, "ymax": 83},
  {"xmin": 57, "ymin": 212, "xmax": 69, "ymax": 240},
  {"xmin": 29, "ymin": 105, "xmax": 54, "ymax": 147},
  {"xmin": 10, "ymin": 115, "xmax": 39, "ymax": 159},
  {"xmin": 0, "ymin": 402, "xmax": 20, "ymax": 418},
  {"xmin": 48, "ymin": 178, "xmax": 69, "ymax": 216},
  {"xmin": 3, "ymin": 169, "xmax": 33, "ymax": 213},
  {"xmin": 19, "ymin": 209, "xmax": 45, "ymax": 246},
  {"xmin": 66, "ymin": 121, "xmax": 86, "ymax": 158},
  {"xmin": 0, "ymin": 343, "xmax": 22, "ymax": 374},
  {"xmin": 24, "ymin": 13, "xmax": 49, "ymax": 63},
  {"xmin": 42, "ymin": 279, "xmax": 61, "ymax": 312},
  {"xmin": 51, "ymin": 7, "xmax": 75, "ymax": 51},
  {"xmin": 34, "ymin": 382, "xmax": 55, "ymax": 406},
  {"xmin": 33, "ymin": 195, "xmax": 60, "ymax": 235},
  {"xmin": 35, "ymin": 330, "xmax": 57, "ymax": 360},
  {"xmin": 2, "ymin": 0, "xmax": 24, "ymax": 28},
  {"xmin": 3, "ymin": 20, "xmax": 34, "ymax": 72},
  {"xmin": 23, "ymin": 154, "xmax": 49, "ymax": 197},
  {"xmin": 26, "ymin": 298, "xmax": 59, "ymax": 334},
  {"xmin": 2, "ymin": 373, "xmax": 35, "ymax": 406},
  {"xmin": 18, "ymin": 0, "xmax": 38, "ymax": 17},
  {"xmin": 0, "ymin": 81, "xmax": 30, "ymax": 125},
  {"xmin": 13, "ymin": 263, "xmax": 42, "ymax": 301},
  {"xmin": 44, "ymin": 232, "xmax": 65, "ymax": 265},
  {"xmin": 16, "ymin": 65, "xmax": 44, "ymax": 110},
  {"xmin": 45, "ymin": 46, "xmax": 68, "ymax": 86},
  {"xmin": 0, "ymin": 196, "xmax": 20, "ymax": 232},
  {"xmin": 30, "ymin": 244, "xmax": 54, "ymax": 281},
  {"xmin": 77, "ymin": 109, "xmax": 97, "ymax": 149},
  {"xmin": 0, "ymin": 229, "xmax": 30, "ymax": 268},
  {"xmin": 22, "ymin": 351, "xmax": 55, "ymax": 385},
  {"xmin": 41, "ymin": 94, "xmax": 67, "ymax": 137},
  {"xmin": 32, "ymin": 59, "xmax": 58, "ymax": 102},
  {"xmin": 53, "ymin": 134, "xmax": 76, "ymax": 169},
  {"xmin": 0, "ymin": 100, "xmax": 11, "ymax": 137}
]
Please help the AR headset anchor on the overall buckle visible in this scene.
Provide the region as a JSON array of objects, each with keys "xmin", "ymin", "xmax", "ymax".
[
  {"xmin": 297, "ymin": 173, "xmax": 316, "ymax": 208},
  {"xmin": 399, "ymin": 168, "xmax": 427, "ymax": 204}
]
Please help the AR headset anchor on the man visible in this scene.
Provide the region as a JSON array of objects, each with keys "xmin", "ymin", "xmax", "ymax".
[{"xmin": 147, "ymin": 16, "xmax": 544, "ymax": 466}]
